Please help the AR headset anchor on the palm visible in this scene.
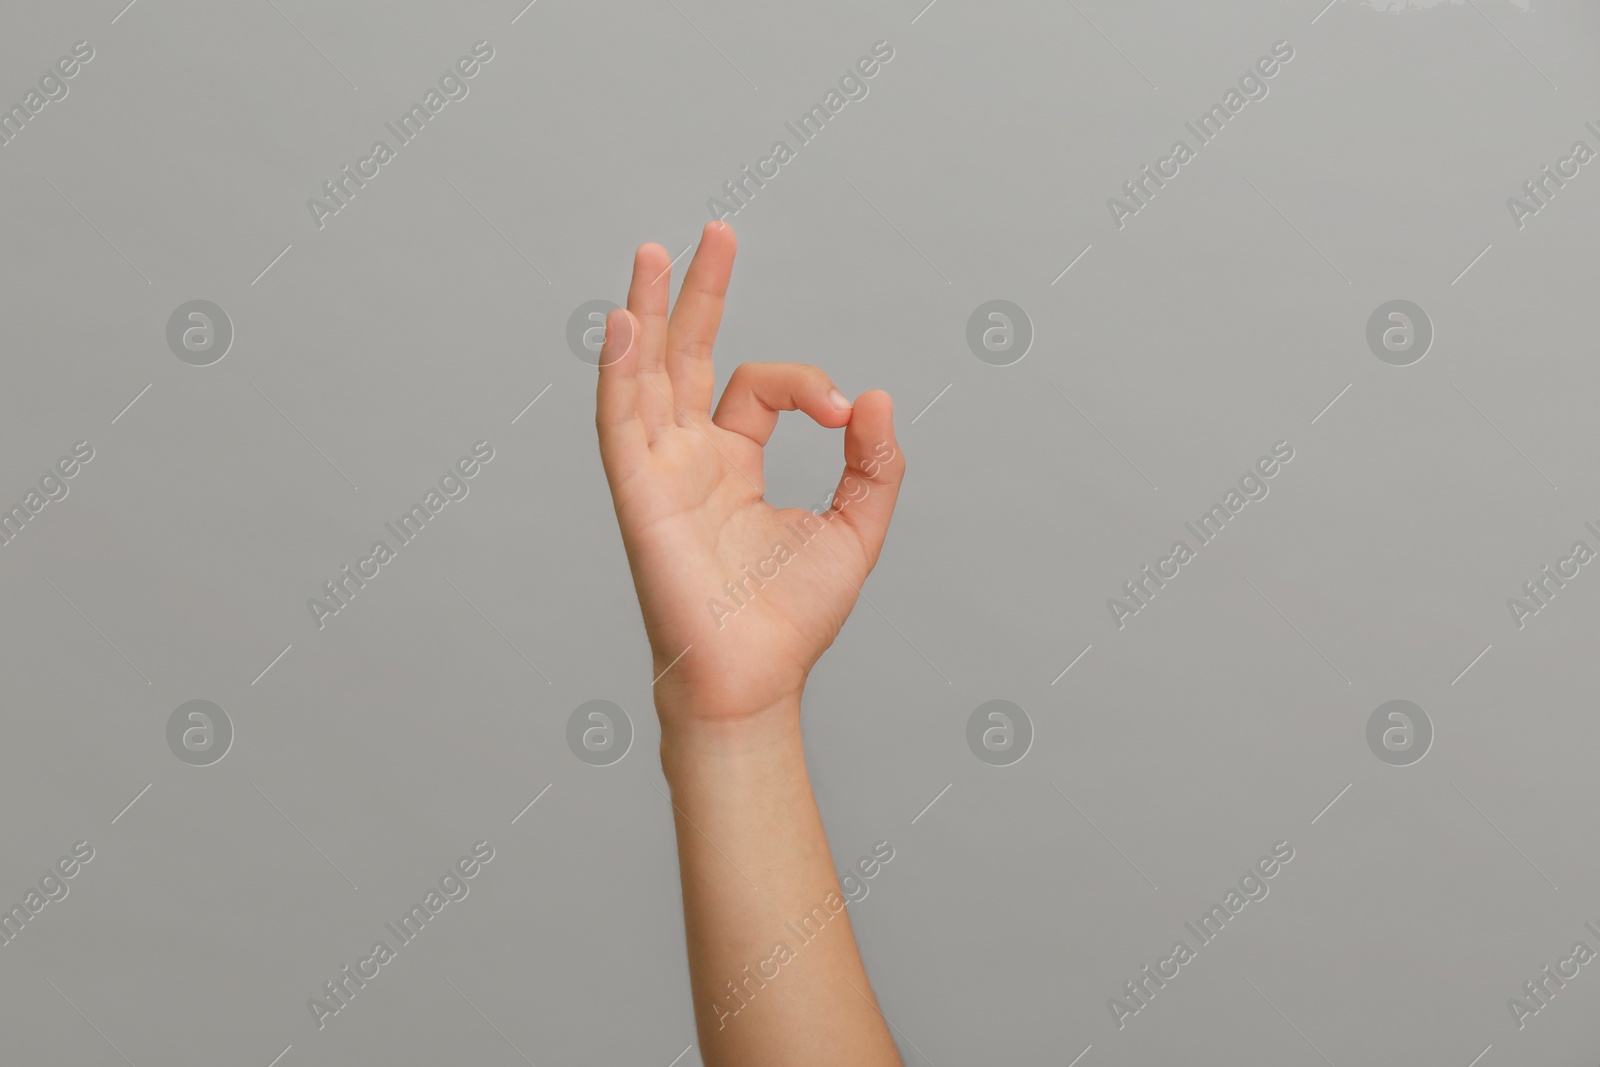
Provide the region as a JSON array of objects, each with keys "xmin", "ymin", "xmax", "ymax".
[
  {"xmin": 595, "ymin": 226, "xmax": 904, "ymax": 722},
  {"xmin": 617, "ymin": 426, "xmax": 868, "ymax": 714}
]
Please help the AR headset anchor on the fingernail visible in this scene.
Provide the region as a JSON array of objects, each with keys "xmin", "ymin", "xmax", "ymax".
[{"xmin": 828, "ymin": 389, "xmax": 851, "ymax": 410}]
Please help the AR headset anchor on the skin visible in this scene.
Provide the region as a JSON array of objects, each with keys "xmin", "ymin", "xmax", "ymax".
[{"xmin": 594, "ymin": 220, "xmax": 906, "ymax": 1066}]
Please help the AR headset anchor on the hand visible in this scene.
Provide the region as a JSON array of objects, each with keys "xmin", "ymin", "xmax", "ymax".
[{"xmin": 594, "ymin": 222, "xmax": 906, "ymax": 728}]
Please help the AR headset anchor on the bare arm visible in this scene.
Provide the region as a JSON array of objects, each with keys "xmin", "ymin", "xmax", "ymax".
[{"xmin": 594, "ymin": 222, "xmax": 906, "ymax": 1066}]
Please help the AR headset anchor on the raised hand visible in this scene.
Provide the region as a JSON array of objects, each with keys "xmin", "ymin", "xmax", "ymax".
[
  {"xmin": 594, "ymin": 220, "xmax": 906, "ymax": 726},
  {"xmin": 595, "ymin": 222, "xmax": 907, "ymax": 1066}
]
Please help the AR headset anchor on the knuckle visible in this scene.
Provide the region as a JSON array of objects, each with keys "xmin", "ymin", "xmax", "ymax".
[{"xmin": 790, "ymin": 363, "xmax": 830, "ymax": 388}]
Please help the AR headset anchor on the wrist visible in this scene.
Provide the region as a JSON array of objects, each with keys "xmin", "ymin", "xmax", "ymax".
[{"xmin": 658, "ymin": 692, "xmax": 806, "ymax": 783}]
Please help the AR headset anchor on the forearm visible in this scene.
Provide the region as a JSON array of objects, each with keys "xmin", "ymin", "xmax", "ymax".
[{"xmin": 659, "ymin": 695, "xmax": 902, "ymax": 1067}]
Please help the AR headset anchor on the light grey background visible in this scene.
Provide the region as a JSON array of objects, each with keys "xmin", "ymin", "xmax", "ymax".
[{"xmin": 1, "ymin": 0, "xmax": 1596, "ymax": 1064}]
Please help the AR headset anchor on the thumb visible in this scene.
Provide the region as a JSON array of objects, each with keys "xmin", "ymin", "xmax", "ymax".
[{"xmin": 826, "ymin": 390, "xmax": 905, "ymax": 569}]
